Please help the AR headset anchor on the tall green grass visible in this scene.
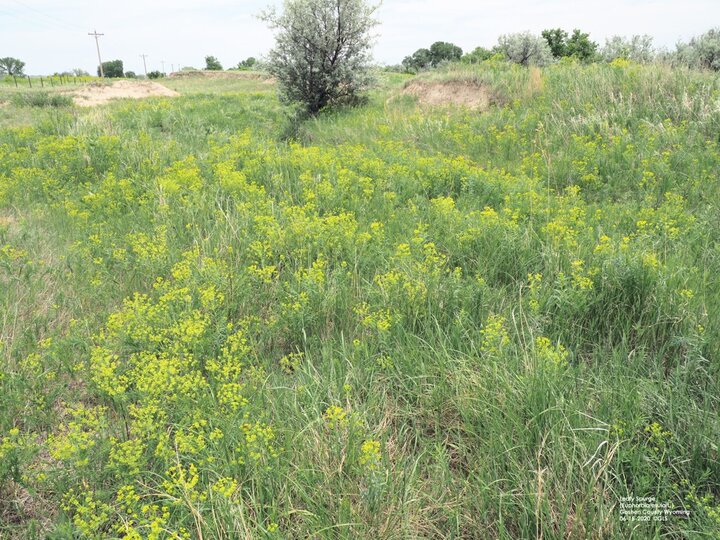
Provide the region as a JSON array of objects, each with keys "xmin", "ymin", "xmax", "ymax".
[{"xmin": 0, "ymin": 62, "xmax": 719, "ymax": 538}]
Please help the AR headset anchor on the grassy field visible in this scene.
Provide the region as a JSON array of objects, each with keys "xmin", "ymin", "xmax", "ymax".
[{"xmin": 0, "ymin": 62, "xmax": 719, "ymax": 538}]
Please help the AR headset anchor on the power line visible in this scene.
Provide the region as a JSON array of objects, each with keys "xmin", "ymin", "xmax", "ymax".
[
  {"xmin": 6, "ymin": 0, "xmax": 85, "ymax": 31},
  {"xmin": 0, "ymin": 7, "xmax": 75, "ymax": 32}
]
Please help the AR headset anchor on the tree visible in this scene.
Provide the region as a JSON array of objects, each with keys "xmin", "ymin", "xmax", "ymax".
[
  {"xmin": 566, "ymin": 29, "xmax": 598, "ymax": 62},
  {"xmin": 237, "ymin": 57, "xmax": 257, "ymax": 70},
  {"xmin": 98, "ymin": 59, "xmax": 123, "ymax": 78},
  {"xmin": 497, "ymin": 32, "xmax": 553, "ymax": 66},
  {"xmin": 147, "ymin": 70, "xmax": 164, "ymax": 79},
  {"xmin": 429, "ymin": 41, "xmax": 463, "ymax": 66},
  {"xmin": 205, "ymin": 55, "xmax": 223, "ymax": 70},
  {"xmin": 72, "ymin": 68, "xmax": 90, "ymax": 77},
  {"xmin": 261, "ymin": 0, "xmax": 379, "ymax": 114},
  {"xmin": 402, "ymin": 48, "xmax": 432, "ymax": 72},
  {"xmin": 0, "ymin": 57, "xmax": 25, "ymax": 76},
  {"xmin": 541, "ymin": 28, "xmax": 568, "ymax": 58},
  {"xmin": 125, "ymin": 71, "xmax": 137, "ymax": 79},
  {"xmin": 461, "ymin": 46, "xmax": 496, "ymax": 64}
]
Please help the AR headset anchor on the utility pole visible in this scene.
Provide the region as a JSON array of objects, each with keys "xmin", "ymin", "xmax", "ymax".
[
  {"xmin": 140, "ymin": 54, "xmax": 149, "ymax": 77},
  {"xmin": 171, "ymin": 63, "xmax": 175, "ymax": 73},
  {"xmin": 88, "ymin": 30, "xmax": 104, "ymax": 77},
  {"xmin": 161, "ymin": 60, "xmax": 166, "ymax": 75}
]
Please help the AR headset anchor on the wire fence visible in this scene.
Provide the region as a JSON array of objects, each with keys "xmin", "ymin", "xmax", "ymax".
[{"xmin": 2, "ymin": 75, "xmax": 97, "ymax": 88}]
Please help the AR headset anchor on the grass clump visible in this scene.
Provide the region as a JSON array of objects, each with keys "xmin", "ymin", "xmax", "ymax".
[{"xmin": 10, "ymin": 91, "xmax": 73, "ymax": 108}]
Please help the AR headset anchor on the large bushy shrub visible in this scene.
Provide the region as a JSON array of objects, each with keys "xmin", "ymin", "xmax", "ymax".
[
  {"xmin": 602, "ymin": 35, "xmax": 656, "ymax": 63},
  {"xmin": 497, "ymin": 32, "xmax": 554, "ymax": 66},
  {"xmin": 676, "ymin": 28, "xmax": 720, "ymax": 70},
  {"xmin": 261, "ymin": 0, "xmax": 379, "ymax": 114}
]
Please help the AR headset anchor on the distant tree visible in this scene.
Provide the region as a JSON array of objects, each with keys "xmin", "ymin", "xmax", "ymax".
[
  {"xmin": 402, "ymin": 48, "xmax": 432, "ymax": 72},
  {"xmin": 181, "ymin": 66, "xmax": 197, "ymax": 71},
  {"xmin": 566, "ymin": 29, "xmax": 598, "ymax": 62},
  {"xmin": 675, "ymin": 28, "xmax": 720, "ymax": 70},
  {"xmin": 541, "ymin": 28, "xmax": 568, "ymax": 58},
  {"xmin": 237, "ymin": 57, "xmax": 257, "ymax": 70},
  {"xmin": 147, "ymin": 70, "xmax": 164, "ymax": 79},
  {"xmin": 602, "ymin": 35, "xmax": 655, "ymax": 63},
  {"xmin": 261, "ymin": 0, "xmax": 380, "ymax": 114},
  {"xmin": 72, "ymin": 68, "xmax": 90, "ymax": 77},
  {"xmin": 99, "ymin": 59, "xmax": 123, "ymax": 78},
  {"xmin": 461, "ymin": 46, "xmax": 496, "ymax": 64},
  {"xmin": 205, "ymin": 55, "xmax": 223, "ymax": 70},
  {"xmin": 0, "ymin": 57, "xmax": 25, "ymax": 76},
  {"xmin": 125, "ymin": 71, "xmax": 137, "ymax": 78},
  {"xmin": 429, "ymin": 41, "xmax": 463, "ymax": 66},
  {"xmin": 497, "ymin": 32, "xmax": 553, "ymax": 66}
]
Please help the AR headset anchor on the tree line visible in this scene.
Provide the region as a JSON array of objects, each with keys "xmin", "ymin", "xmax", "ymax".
[{"xmin": 400, "ymin": 27, "xmax": 720, "ymax": 72}]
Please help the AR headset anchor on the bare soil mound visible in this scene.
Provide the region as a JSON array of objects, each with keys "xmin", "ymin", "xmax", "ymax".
[
  {"xmin": 71, "ymin": 80, "xmax": 179, "ymax": 107},
  {"xmin": 402, "ymin": 80, "xmax": 493, "ymax": 110}
]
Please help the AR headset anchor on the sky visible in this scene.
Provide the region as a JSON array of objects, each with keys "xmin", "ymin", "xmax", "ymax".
[{"xmin": 1, "ymin": 0, "xmax": 719, "ymax": 75}]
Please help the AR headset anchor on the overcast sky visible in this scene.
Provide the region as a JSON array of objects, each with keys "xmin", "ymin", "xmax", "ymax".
[{"xmin": 1, "ymin": 0, "xmax": 718, "ymax": 75}]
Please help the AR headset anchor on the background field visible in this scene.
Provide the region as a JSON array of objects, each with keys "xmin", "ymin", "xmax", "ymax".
[{"xmin": 1, "ymin": 62, "xmax": 719, "ymax": 538}]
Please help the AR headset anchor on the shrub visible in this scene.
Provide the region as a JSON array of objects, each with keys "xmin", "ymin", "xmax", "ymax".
[
  {"xmin": 125, "ymin": 71, "xmax": 137, "ymax": 79},
  {"xmin": 675, "ymin": 28, "xmax": 720, "ymax": 70},
  {"xmin": 602, "ymin": 35, "xmax": 656, "ymax": 63},
  {"xmin": 10, "ymin": 92, "xmax": 73, "ymax": 108},
  {"xmin": 147, "ymin": 71, "xmax": 164, "ymax": 79},
  {"xmin": 261, "ymin": 0, "xmax": 379, "ymax": 114},
  {"xmin": 497, "ymin": 32, "xmax": 554, "ymax": 66}
]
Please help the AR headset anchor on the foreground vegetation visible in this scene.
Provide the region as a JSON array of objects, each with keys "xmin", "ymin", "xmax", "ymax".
[{"xmin": 1, "ymin": 61, "xmax": 719, "ymax": 538}]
